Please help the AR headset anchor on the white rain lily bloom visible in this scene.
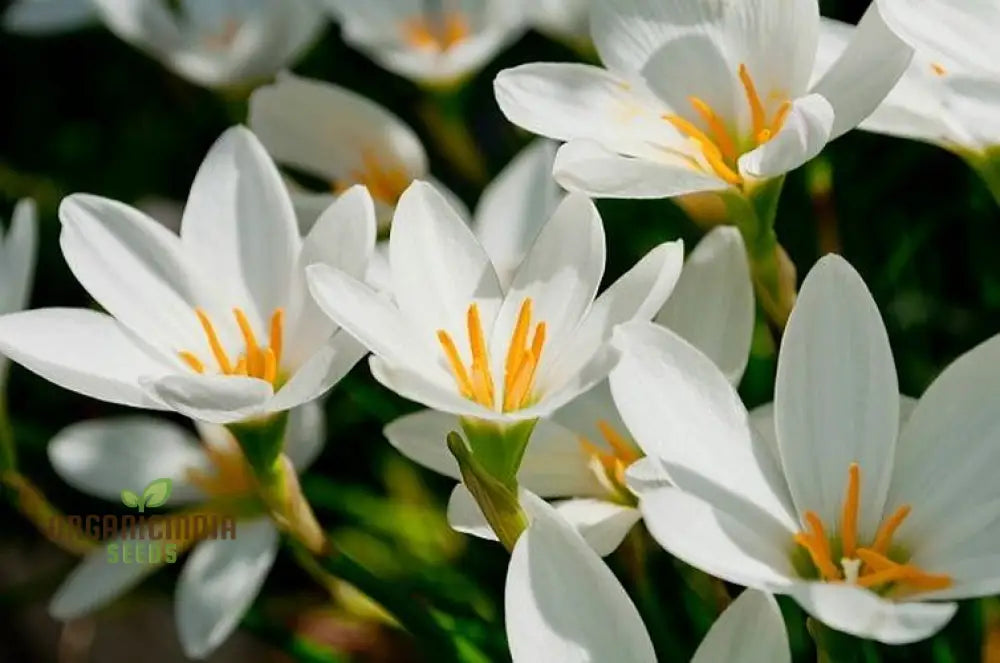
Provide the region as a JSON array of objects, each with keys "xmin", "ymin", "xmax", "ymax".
[
  {"xmin": 876, "ymin": 0, "xmax": 1000, "ymax": 76},
  {"xmin": 321, "ymin": 0, "xmax": 525, "ymax": 86},
  {"xmin": 89, "ymin": 0, "xmax": 324, "ymax": 89},
  {"xmin": 3, "ymin": 0, "xmax": 97, "ymax": 34},
  {"xmin": 47, "ymin": 402, "xmax": 325, "ymax": 659},
  {"xmin": 248, "ymin": 71, "xmax": 467, "ymax": 235},
  {"xmin": 530, "ymin": 0, "xmax": 589, "ymax": 42},
  {"xmin": 494, "ymin": 0, "xmax": 912, "ymax": 199},
  {"xmin": 815, "ymin": 17, "xmax": 1000, "ymax": 158},
  {"xmin": 384, "ymin": 226, "xmax": 753, "ymax": 554},
  {"xmin": 611, "ymin": 254, "xmax": 1000, "ymax": 644},
  {"xmin": 0, "ymin": 199, "xmax": 38, "ymax": 384},
  {"xmin": 506, "ymin": 493, "xmax": 791, "ymax": 663},
  {"xmin": 0, "ymin": 127, "xmax": 373, "ymax": 425},
  {"xmin": 308, "ymin": 179, "xmax": 684, "ymax": 423}
]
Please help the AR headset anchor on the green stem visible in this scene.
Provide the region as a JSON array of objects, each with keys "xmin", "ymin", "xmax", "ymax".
[
  {"xmin": 0, "ymin": 387, "xmax": 15, "ymax": 471},
  {"xmin": 808, "ymin": 618, "xmax": 863, "ymax": 663},
  {"xmin": 289, "ymin": 540, "xmax": 465, "ymax": 663},
  {"xmin": 1, "ymin": 472, "xmax": 100, "ymax": 555}
]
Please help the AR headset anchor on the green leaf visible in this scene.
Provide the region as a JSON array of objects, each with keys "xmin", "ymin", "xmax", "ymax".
[
  {"xmin": 141, "ymin": 478, "xmax": 173, "ymax": 509},
  {"xmin": 120, "ymin": 489, "xmax": 140, "ymax": 509}
]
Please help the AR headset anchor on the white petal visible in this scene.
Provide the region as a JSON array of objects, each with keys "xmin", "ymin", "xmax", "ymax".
[
  {"xmin": 90, "ymin": 0, "xmax": 182, "ymax": 54},
  {"xmin": 0, "ymin": 309, "xmax": 169, "ymax": 409},
  {"xmin": 877, "ymin": 0, "xmax": 1000, "ymax": 75},
  {"xmin": 550, "ymin": 380, "xmax": 631, "ymax": 454},
  {"xmin": 775, "ymin": 255, "xmax": 899, "ymax": 539},
  {"xmin": 810, "ymin": 3, "xmax": 914, "ymax": 139},
  {"xmin": 472, "ymin": 140, "xmax": 562, "ymax": 289},
  {"xmin": 144, "ymin": 374, "xmax": 272, "ymax": 424},
  {"xmin": 551, "ymin": 498, "xmax": 641, "ymax": 556},
  {"xmin": 176, "ymin": 518, "xmax": 279, "ymax": 659},
  {"xmin": 249, "ymin": 72, "xmax": 427, "ymax": 183},
  {"xmin": 611, "ymin": 321, "xmax": 797, "ymax": 533},
  {"xmin": 2, "ymin": 198, "xmax": 38, "ymax": 315},
  {"xmin": 267, "ymin": 332, "xmax": 366, "ymax": 412},
  {"xmin": 624, "ymin": 457, "xmax": 671, "ymax": 495},
  {"xmin": 657, "ymin": 226, "xmax": 754, "ymax": 385},
  {"xmin": 691, "ymin": 590, "xmax": 790, "ymax": 663},
  {"xmin": 48, "ymin": 417, "xmax": 207, "ymax": 503},
  {"xmin": 180, "ymin": 126, "xmax": 299, "ymax": 322},
  {"xmin": 505, "ymin": 494, "xmax": 656, "ymax": 663},
  {"xmin": 3, "ymin": 0, "xmax": 97, "ymax": 34},
  {"xmin": 739, "ymin": 94, "xmax": 835, "ymax": 179},
  {"xmin": 49, "ymin": 545, "xmax": 162, "ymax": 620},
  {"xmin": 59, "ymin": 193, "xmax": 205, "ymax": 351},
  {"xmin": 554, "ymin": 140, "xmax": 729, "ymax": 199},
  {"xmin": 369, "ymin": 356, "xmax": 501, "ymax": 420},
  {"xmin": 447, "ymin": 484, "xmax": 498, "ymax": 542},
  {"xmin": 788, "ymin": 581, "xmax": 956, "ymax": 645},
  {"xmin": 640, "ymin": 487, "xmax": 797, "ymax": 589},
  {"xmin": 284, "ymin": 400, "xmax": 326, "ymax": 472},
  {"xmin": 887, "ymin": 333, "xmax": 1000, "ymax": 571}
]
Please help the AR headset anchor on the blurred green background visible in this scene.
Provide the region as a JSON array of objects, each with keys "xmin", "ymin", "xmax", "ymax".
[{"xmin": 2, "ymin": 0, "xmax": 1000, "ymax": 661}]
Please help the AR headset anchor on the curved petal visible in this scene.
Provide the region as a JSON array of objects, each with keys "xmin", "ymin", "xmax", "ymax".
[
  {"xmin": 176, "ymin": 518, "xmax": 279, "ymax": 659},
  {"xmin": 739, "ymin": 94, "xmax": 834, "ymax": 179},
  {"xmin": 284, "ymin": 400, "xmax": 326, "ymax": 472},
  {"xmin": 180, "ymin": 126, "xmax": 299, "ymax": 323},
  {"xmin": 550, "ymin": 498, "xmax": 641, "ymax": 556},
  {"xmin": 3, "ymin": 0, "xmax": 97, "ymax": 34},
  {"xmin": 611, "ymin": 321, "xmax": 797, "ymax": 533},
  {"xmin": 49, "ymin": 545, "xmax": 164, "ymax": 620},
  {"xmin": 249, "ymin": 72, "xmax": 428, "ymax": 182},
  {"xmin": 692, "ymin": 590, "xmax": 790, "ymax": 663},
  {"xmin": 48, "ymin": 417, "xmax": 207, "ymax": 503},
  {"xmin": 2, "ymin": 198, "xmax": 38, "ymax": 315},
  {"xmin": 788, "ymin": 581, "xmax": 957, "ymax": 645},
  {"xmin": 267, "ymin": 332, "xmax": 366, "ymax": 412},
  {"xmin": 554, "ymin": 140, "xmax": 729, "ymax": 199},
  {"xmin": 143, "ymin": 374, "xmax": 273, "ymax": 424},
  {"xmin": 810, "ymin": 3, "xmax": 914, "ymax": 139},
  {"xmin": 775, "ymin": 255, "xmax": 899, "ymax": 539},
  {"xmin": 657, "ymin": 226, "xmax": 754, "ymax": 385},
  {"xmin": 472, "ymin": 140, "xmax": 562, "ymax": 289},
  {"xmin": 624, "ymin": 457, "xmax": 671, "ymax": 495},
  {"xmin": 90, "ymin": 0, "xmax": 183, "ymax": 53},
  {"xmin": 369, "ymin": 356, "xmax": 500, "ymax": 421},
  {"xmin": 505, "ymin": 494, "xmax": 656, "ymax": 663},
  {"xmin": 0, "ymin": 308, "xmax": 169, "ymax": 409}
]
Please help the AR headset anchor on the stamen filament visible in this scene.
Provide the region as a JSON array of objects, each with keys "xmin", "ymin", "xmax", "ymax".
[
  {"xmin": 598, "ymin": 420, "xmax": 639, "ymax": 464},
  {"xmin": 262, "ymin": 349, "xmax": 277, "ymax": 384},
  {"xmin": 437, "ymin": 330, "xmax": 474, "ymax": 399},
  {"xmin": 856, "ymin": 547, "xmax": 896, "ymax": 572},
  {"xmin": 739, "ymin": 64, "xmax": 768, "ymax": 140},
  {"xmin": 179, "ymin": 352, "xmax": 205, "ymax": 374},
  {"xmin": 233, "ymin": 308, "xmax": 261, "ymax": 377},
  {"xmin": 195, "ymin": 308, "xmax": 233, "ymax": 374},
  {"xmin": 269, "ymin": 309, "xmax": 284, "ymax": 369},
  {"xmin": 467, "ymin": 304, "xmax": 495, "ymax": 409},
  {"xmin": 841, "ymin": 462, "xmax": 860, "ymax": 558},
  {"xmin": 871, "ymin": 505, "xmax": 912, "ymax": 554},
  {"xmin": 689, "ymin": 96, "xmax": 737, "ymax": 162}
]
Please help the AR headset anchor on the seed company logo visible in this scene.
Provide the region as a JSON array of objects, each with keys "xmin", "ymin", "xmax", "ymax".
[{"xmin": 48, "ymin": 478, "xmax": 238, "ymax": 565}]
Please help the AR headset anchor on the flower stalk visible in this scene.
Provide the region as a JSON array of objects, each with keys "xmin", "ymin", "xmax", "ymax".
[
  {"xmin": 968, "ymin": 149, "xmax": 1000, "ymax": 210},
  {"xmin": 808, "ymin": 617, "xmax": 864, "ymax": 663}
]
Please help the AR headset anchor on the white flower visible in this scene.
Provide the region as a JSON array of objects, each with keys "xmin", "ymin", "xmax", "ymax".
[
  {"xmin": 320, "ymin": 0, "xmax": 524, "ymax": 86},
  {"xmin": 816, "ymin": 16, "xmax": 1000, "ymax": 157},
  {"xmin": 529, "ymin": 0, "xmax": 589, "ymax": 42},
  {"xmin": 307, "ymin": 178, "xmax": 683, "ymax": 423},
  {"xmin": 611, "ymin": 254, "xmax": 1000, "ymax": 644},
  {"xmin": 385, "ymin": 225, "xmax": 754, "ymax": 555},
  {"xmin": 248, "ymin": 71, "xmax": 465, "ymax": 233},
  {"xmin": 0, "ymin": 127, "xmax": 373, "ymax": 424},
  {"xmin": 506, "ymin": 493, "xmax": 791, "ymax": 663},
  {"xmin": 88, "ymin": 0, "xmax": 323, "ymax": 89},
  {"xmin": 3, "ymin": 0, "xmax": 97, "ymax": 34},
  {"xmin": 876, "ymin": 0, "xmax": 1000, "ymax": 76},
  {"xmin": 494, "ymin": 0, "xmax": 912, "ymax": 199},
  {"xmin": 46, "ymin": 402, "xmax": 325, "ymax": 659},
  {"xmin": 0, "ymin": 199, "xmax": 38, "ymax": 384}
]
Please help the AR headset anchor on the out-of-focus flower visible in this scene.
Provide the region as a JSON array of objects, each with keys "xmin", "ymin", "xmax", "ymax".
[
  {"xmin": 47, "ymin": 402, "xmax": 324, "ymax": 659},
  {"xmin": 613, "ymin": 254, "xmax": 1000, "ymax": 644},
  {"xmin": 0, "ymin": 127, "xmax": 373, "ymax": 424},
  {"xmin": 505, "ymin": 493, "xmax": 791, "ymax": 663},
  {"xmin": 249, "ymin": 72, "xmax": 466, "ymax": 234},
  {"xmin": 876, "ymin": 0, "xmax": 1000, "ymax": 75},
  {"xmin": 529, "ymin": 0, "xmax": 588, "ymax": 43},
  {"xmin": 88, "ymin": 0, "xmax": 324, "ymax": 89},
  {"xmin": 321, "ymin": 0, "xmax": 524, "ymax": 87},
  {"xmin": 3, "ymin": 0, "xmax": 97, "ymax": 34},
  {"xmin": 386, "ymin": 225, "xmax": 754, "ymax": 555},
  {"xmin": 0, "ymin": 199, "xmax": 38, "ymax": 384},
  {"xmin": 495, "ymin": 0, "xmax": 912, "ymax": 199},
  {"xmin": 307, "ymin": 179, "xmax": 683, "ymax": 423}
]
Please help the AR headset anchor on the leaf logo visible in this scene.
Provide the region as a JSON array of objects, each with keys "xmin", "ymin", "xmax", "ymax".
[{"xmin": 121, "ymin": 478, "xmax": 173, "ymax": 513}]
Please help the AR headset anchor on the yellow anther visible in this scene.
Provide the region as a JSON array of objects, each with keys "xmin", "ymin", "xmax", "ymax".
[
  {"xmin": 195, "ymin": 308, "xmax": 233, "ymax": 374},
  {"xmin": 179, "ymin": 352, "xmax": 205, "ymax": 374},
  {"xmin": 401, "ymin": 11, "xmax": 470, "ymax": 51},
  {"xmin": 689, "ymin": 96, "xmax": 738, "ymax": 162},
  {"xmin": 505, "ymin": 299, "xmax": 532, "ymax": 379},
  {"xmin": 467, "ymin": 304, "xmax": 495, "ymax": 409},
  {"xmin": 437, "ymin": 330, "xmax": 474, "ymax": 399},
  {"xmin": 181, "ymin": 307, "xmax": 285, "ymax": 385},
  {"xmin": 233, "ymin": 356, "xmax": 248, "ymax": 376},
  {"xmin": 233, "ymin": 308, "xmax": 261, "ymax": 376},
  {"xmin": 770, "ymin": 101, "xmax": 793, "ymax": 137},
  {"xmin": 665, "ymin": 114, "xmax": 744, "ymax": 185},
  {"xmin": 262, "ymin": 349, "xmax": 277, "ymax": 385},
  {"xmin": 598, "ymin": 420, "xmax": 640, "ymax": 465},
  {"xmin": 739, "ymin": 63, "xmax": 768, "ymax": 140},
  {"xmin": 269, "ymin": 309, "xmax": 284, "ymax": 369},
  {"xmin": 930, "ymin": 62, "xmax": 947, "ymax": 77},
  {"xmin": 841, "ymin": 462, "xmax": 860, "ymax": 558},
  {"xmin": 337, "ymin": 150, "xmax": 411, "ymax": 206},
  {"xmin": 871, "ymin": 504, "xmax": 912, "ymax": 554}
]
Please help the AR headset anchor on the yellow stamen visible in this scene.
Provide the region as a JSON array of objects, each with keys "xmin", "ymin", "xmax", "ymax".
[
  {"xmin": 179, "ymin": 352, "xmax": 205, "ymax": 374},
  {"xmin": 195, "ymin": 308, "xmax": 233, "ymax": 374},
  {"xmin": 664, "ymin": 114, "xmax": 717, "ymax": 152},
  {"xmin": 401, "ymin": 12, "xmax": 470, "ymax": 52},
  {"xmin": 337, "ymin": 150, "xmax": 411, "ymax": 206},
  {"xmin": 505, "ymin": 299, "xmax": 532, "ymax": 383},
  {"xmin": 841, "ymin": 462, "xmax": 860, "ymax": 558},
  {"xmin": 233, "ymin": 308, "xmax": 261, "ymax": 377},
  {"xmin": 803, "ymin": 510, "xmax": 840, "ymax": 579},
  {"xmin": 233, "ymin": 356, "xmax": 248, "ymax": 376},
  {"xmin": 262, "ymin": 349, "xmax": 277, "ymax": 385},
  {"xmin": 689, "ymin": 96, "xmax": 738, "ymax": 162},
  {"xmin": 269, "ymin": 309, "xmax": 284, "ymax": 369},
  {"xmin": 856, "ymin": 547, "xmax": 896, "ymax": 572},
  {"xmin": 794, "ymin": 530, "xmax": 840, "ymax": 581},
  {"xmin": 437, "ymin": 330, "xmax": 474, "ymax": 399},
  {"xmin": 598, "ymin": 420, "xmax": 640, "ymax": 465},
  {"xmin": 467, "ymin": 304, "xmax": 495, "ymax": 409},
  {"xmin": 930, "ymin": 62, "xmax": 947, "ymax": 77},
  {"xmin": 769, "ymin": 101, "xmax": 793, "ymax": 137},
  {"xmin": 871, "ymin": 504, "xmax": 912, "ymax": 554},
  {"xmin": 739, "ymin": 63, "xmax": 768, "ymax": 140}
]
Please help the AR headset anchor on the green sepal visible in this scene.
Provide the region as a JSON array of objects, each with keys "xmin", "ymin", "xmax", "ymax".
[
  {"xmin": 447, "ymin": 432, "xmax": 528, "ymax": 553},
  {"xmin": 226, "ymin": 410, "xmax": 290, "ymax": 479},
  {"xmin": 458, "ymin": 416, "xmax": 537, "ymax": 490}
]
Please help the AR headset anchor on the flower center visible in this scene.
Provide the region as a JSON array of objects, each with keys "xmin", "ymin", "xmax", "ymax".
[
  {"xmin": 437, "ymin": 299, "xmax": 547, "ymax": 412},
  {"xmin": 663, "ymin": 64, "xmax": 792, "ymax": 186},
  {"xmin": 794, "ymin": 462, "xmax": 951, "ymax": 596},
  {"xmin": 579, "ymin": 421, "xmax": 642, "ymax": 505},
  {"xmin": 179, "ymin": 307, "xmax": 284, "ymax": 386},
  {"xmin": 334, "ymin": 149, "xmax": 411, "ymax": 207},
  {"xmin": 185, "ymin": 435, "xmax": 255, "ymax": 498},
  {"xmin": 401, "ymin": 11, "xmax": 470, "ymax": 52}
]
